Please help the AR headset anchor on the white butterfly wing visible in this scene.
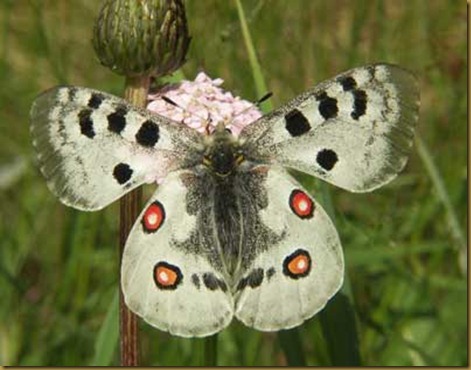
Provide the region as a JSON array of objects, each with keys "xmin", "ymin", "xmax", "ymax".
[
  {"xmin": 240, "ymin": 64, "xmax": 419, "ymax": 192},
  {"xmin": 234, "ymin": 166, "xmax": 343, "ymax": 331},
  {"xmin": 121, "ymin": 170, "xmax": 234, "ymax": 338},
  {"xmin": 30, "ymin": 86, "xmax": 202, "ymax": 211}
]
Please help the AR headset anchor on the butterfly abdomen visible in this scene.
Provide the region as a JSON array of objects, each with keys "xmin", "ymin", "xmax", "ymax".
[{"xmin": 199, "ymin": 167, "xmax": 281, "ymax": 284}]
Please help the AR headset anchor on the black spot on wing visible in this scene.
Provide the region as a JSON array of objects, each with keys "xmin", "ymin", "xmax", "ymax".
[
  {"xmin": 135, "ymin": 120, "xmax": 159, "ymax": 147},
  {"xmin": 67, "ymin": 87, "xmax": 78, "ymax": 101},
  {"xmin": 113, "ymin": 163, "xmax": 133, "ymax": 184},
  {"xmin": 351, "ymin": 89, "xmax": 367, "ymax": 120},
  {"xmin": 266, "ymin": 267, "xmax": 275, "ymax": 280},
  {"xmin": 107, "ymin": 107, "xmax": 127, "ymax": 134},
  {"xmin": 236, "ymin": 269, "xmax": 264, "ymax": 291},
  {"xmin": 88, "ymin": 93, "xmax": 104, "ymax": 109},
  {"xmin": 236, "ymin": 268, "xmax": 265, "ymax": 291},
  {"xmin": 202, "ymin": 273, "xmax": 227, "ymax": 292},
  {"xmin": 247, "ymin": 268, "xmax": 264, "ymax": 288},
  {"xmin": 78, "ymin": 110, "xmax": 95, "ymax": 138},
  {"xmin": 338, "ymin": 76, "xmax": 357, "ymax": 91},
  {"xmin": 217, "ymin": 279, "xmax": 228, "ymax": 292},
  {"xmin": 191, "ymin": 274, "xmax": 200, "ymax": 289},
  {"xmin": 316, "ymin": 91, "xmax": 338, "ymax": 120},
  {"xmin": 285, "ymin": 109, "xmax": 311, "ymax": 137},
  {"xmin": 236, "ymin": 277, "xmax": 247, "ymax": 291},
  {"xmin": 316, "ymin": 149, "xmax": 338, "ymax": 171},
  {"xmin": 203, "ymin": 273, "xmax": 219, "ymax": 291}
]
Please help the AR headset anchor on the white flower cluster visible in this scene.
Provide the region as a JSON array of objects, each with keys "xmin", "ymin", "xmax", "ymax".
[{"xmin": 147, "ymin": 72, "xmax": 262, "ymax": 136}]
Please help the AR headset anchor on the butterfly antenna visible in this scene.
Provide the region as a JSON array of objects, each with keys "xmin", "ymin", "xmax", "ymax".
[
  {"xmin": 161, "ymin": 95, "xmax": 179, "ymax": 107},
  {"xmin": 255, "ymin": 92, "xmax": 273, "ymax": 107},
  {"xmin": 161, "ymin": 96, "xmax": 210, "ymax": 123},
  {"xmin": 234, "ymin": 91, "xmax": 273, "ymax": 118}
]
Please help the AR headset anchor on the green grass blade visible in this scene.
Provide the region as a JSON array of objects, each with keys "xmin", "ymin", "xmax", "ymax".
[
  {"xmin": 319, "ymin": 292, "xmax": 361, "ymax": 366},
  {"xmin": 203, "ymin": 334, "xmax": 218, "ymax": 366},
  {"xmin": 415, "ymin": 135, "xmax": 466, "ymax": 273},
  {"xmin": 277, "ymin": 329, "xmax": 306, "ymax": 366},
  {"xmin": 235, "ymin": 0, "xmax": 271, "ymax": 110},
  {"xmin": 314, "ymin": 181, "xmax": 362, "ymax": 365},
  {"xmin": 90, "ymin": 289, "xmax": 119, "ymax": 366}
]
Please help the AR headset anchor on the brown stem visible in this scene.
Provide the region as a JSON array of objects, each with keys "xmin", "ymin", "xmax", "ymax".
[{"xmin": 119, "ymin": 75, "xmax": 150, "ymax": 366}]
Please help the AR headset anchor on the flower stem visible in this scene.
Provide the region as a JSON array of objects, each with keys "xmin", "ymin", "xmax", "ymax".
[
  {"xmin": 123, "ymin": 75, "xmax": 151, "ymax": 108},
  {"xmin": 119, "ymin": 74, "xmax": 150, "ymax": 366}
]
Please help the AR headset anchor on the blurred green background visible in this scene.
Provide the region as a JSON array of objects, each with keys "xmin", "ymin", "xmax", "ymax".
[{"xmin": 0, "ymin": 0, "xmax": 467, "ymax": 366}]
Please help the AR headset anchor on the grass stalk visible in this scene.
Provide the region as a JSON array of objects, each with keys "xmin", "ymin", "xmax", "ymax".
[{"xmin": 235, "ymin": 0, "xmax": 270, "ymax": 108}]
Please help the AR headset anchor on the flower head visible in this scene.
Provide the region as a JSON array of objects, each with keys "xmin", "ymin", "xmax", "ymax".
[
  {"xmin": 93, "ymin": 0, "xmax": 190, "ymax": 77},
  {"xmin": 147, "ymin": 72, "xmax": 262, "ymax": 135}
]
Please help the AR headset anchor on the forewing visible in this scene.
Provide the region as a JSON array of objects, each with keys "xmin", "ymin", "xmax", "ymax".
[
  {"xmin": 121, "ymin": 170, "xmax": 234, "ymax": 337},
  {"xmin": 234, "ymin": 166, "xmax": 343, "ymax": 331},
  {"xmin": 240, "ymin": 64, "xmax": 419, "ymax": 192},
  {"xmin": 30, "ymin": 86, "xmax": 202, "ymax": 210}
]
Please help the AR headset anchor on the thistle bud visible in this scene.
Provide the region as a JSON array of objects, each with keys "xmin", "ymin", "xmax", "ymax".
[{"xmin": 93, "ymin": 0, "xmax": 190, "ymax": 77}]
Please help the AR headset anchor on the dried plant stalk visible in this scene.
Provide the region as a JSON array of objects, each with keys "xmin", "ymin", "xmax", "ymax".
[{"xmin": 118, "ymin": 75, "xmax": 150, "ymax": 366}]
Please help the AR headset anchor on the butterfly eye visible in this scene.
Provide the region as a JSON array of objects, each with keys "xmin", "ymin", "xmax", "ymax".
[
  {"xmin": 202, "ymin": 156, "xmax": 211, "ymax": 167},
  {"xmin": 235, "ymin": 153, "xmax": 244, "ymax": 165}
]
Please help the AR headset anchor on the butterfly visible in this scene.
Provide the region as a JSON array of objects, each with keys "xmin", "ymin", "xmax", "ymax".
[{"xmin": 30, "ymin": 64, "xmax": 419, "ymax": 337}]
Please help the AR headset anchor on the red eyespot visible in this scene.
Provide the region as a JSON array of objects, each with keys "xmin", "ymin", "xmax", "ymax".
[
  {"xmin": 142, "ymin": 201, "xmax": 165, "ymax": 233},
  {"xmin": 289, "ymin": 189, "xmax": 314, "ymax": 219},
  {"xmin": 154, "ymin": 262, "xmax": 182, "ymax": 290},
  {"xmin": 283, "ymin": 249, "xmax": 312, "ymax": 279}
]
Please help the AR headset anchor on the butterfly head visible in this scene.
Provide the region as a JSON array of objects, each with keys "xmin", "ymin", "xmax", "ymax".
[{"xmin": 203, "ymin": 123, "xmax": 244, "ymax": 177}]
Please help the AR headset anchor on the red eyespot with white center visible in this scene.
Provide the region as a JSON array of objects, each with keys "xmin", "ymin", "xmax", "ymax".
[
  {"xmin": 153, "ymin": 261, "xmax": 182, "ymax": 290},
  {"xmin": 289, "ymin": 189, "xmax": 314, "ymax": 219},
  {"xmin": 283, "ymin": 249, "xmax": 312, "ymax": 279},
  {"xmin": 142, "ymin": 201, "xmax": 165, "ymax": 233}
]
